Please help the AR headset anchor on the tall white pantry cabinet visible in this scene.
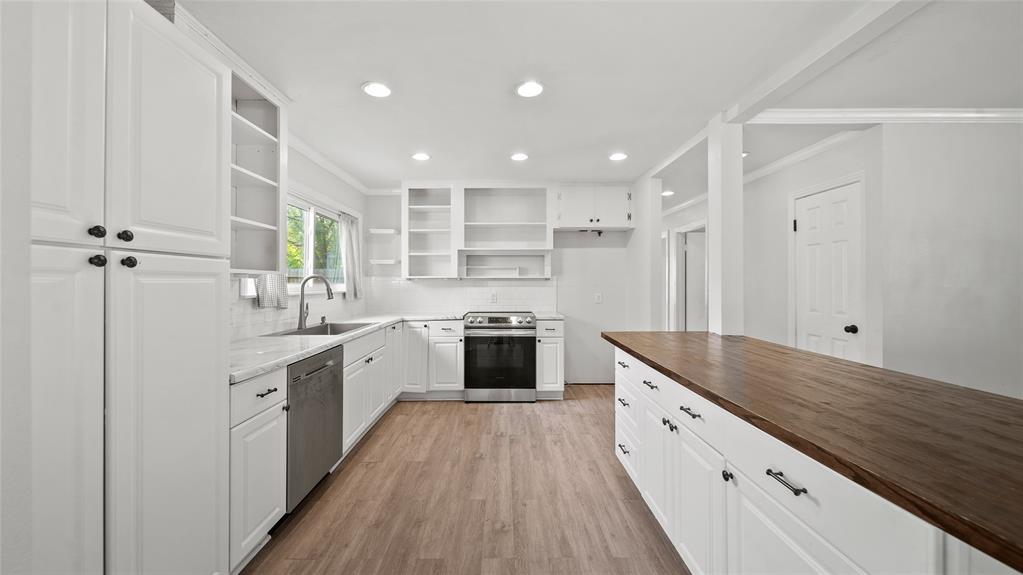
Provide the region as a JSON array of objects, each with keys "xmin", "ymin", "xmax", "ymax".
[{"xmin": 27, "ymin": 1, "xmax": 231, "ymax": 573}]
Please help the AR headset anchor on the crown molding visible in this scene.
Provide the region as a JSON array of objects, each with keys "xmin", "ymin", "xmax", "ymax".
[
  {"xmin": 661, "ymin": 193, "xmax": 708, "ymax": 218},
  {"xmin": 289, "ymin": 136, "xmax": 370, "ymax": 195},
  {"xmin": 174, "ymin": 6, "xmax": 291, "ymax": 106},
  {"xmin": 364, "ymin": 188, "xmax": 402, "ymax": 196},
  {"xmin": 749, "ymin": 108, "xmax": 1023, "ymax": 125},
  {"xmin": 642, "ymin": 128, "xmax": 708, "ymax": 181},
  {"xmin": 743, "ymin": 130, "xmax": 864, "ymax": 184}
]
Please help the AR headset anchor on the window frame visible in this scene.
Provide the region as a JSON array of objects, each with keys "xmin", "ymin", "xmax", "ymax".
[{"xmin": 285, "ymin": 195, "xmax": 347, "ymax": 296}]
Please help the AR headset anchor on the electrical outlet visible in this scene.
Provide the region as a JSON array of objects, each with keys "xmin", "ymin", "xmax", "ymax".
[
  {"xmin": 489, "ymin": 292, "xmax": 497, "ymax": 303},
  {"xmin": 594, "ymin": 292, "xmax": 603, "ymax": 304}
]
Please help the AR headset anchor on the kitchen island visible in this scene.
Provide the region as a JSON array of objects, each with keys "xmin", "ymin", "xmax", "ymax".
[{"xmin": 602, "ymin": 331, "xmax": 1023, "ymax": 574}]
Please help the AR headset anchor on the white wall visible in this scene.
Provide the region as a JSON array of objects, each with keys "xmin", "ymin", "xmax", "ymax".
[
  {"xmin": 289, "ymin": 146, "xmax": 365, "ymax": 215},
  {"xmin": 881, "ymin": 124, "xmax": 1022, "ymax": 398}
]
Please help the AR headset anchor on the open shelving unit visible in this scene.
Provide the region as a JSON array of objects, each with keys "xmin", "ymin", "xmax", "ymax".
[
  {"xmin": 403, "ymin": 187, "xmax": 456, "ymax": 278},
  {"xmin": 230, "ymin": 74, "xmax": 284, "ymax": 275}
]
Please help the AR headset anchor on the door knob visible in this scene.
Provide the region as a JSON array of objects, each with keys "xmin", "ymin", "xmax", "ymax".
[
  {"xmin": 88, "ymin": 254, "xmax": 107, "ymax": 267},
  {"xmin": 116, "ymin": 230, "xmax": 134, "ymax": 242},
  {"xmin": 120, "ymin": 256, "xmax": 138, "ymax": 268},
  {"xmin": 87, "ymin": 225, "xmax": 106, "ymax": 238},
  {"xmin": 843, "ymin": 324, "xmax": 859, "ymax": 334}
]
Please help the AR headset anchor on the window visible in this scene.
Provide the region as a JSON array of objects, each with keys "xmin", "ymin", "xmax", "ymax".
[{"xmin": 286, "ymin": 200, "xmax": 345, "ymax": 288}]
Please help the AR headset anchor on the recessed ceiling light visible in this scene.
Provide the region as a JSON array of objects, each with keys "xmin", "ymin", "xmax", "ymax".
[
  {"xmin": 609, "ymin": 152, "xmax": 628, "ymax": 162},
  {"xmin": 510, "ymin": 152, "xmax": 529, "ymax": 162},
  {"xmin": 361, "ymin": 82, "xmax": 391, "ymax": 98},
  {"xmin": 661, "ymin": 190, "xmax": 675, "ymax": 197},
  {"xmin": 516, "ymin": 80, "xmax": 544, "ymax": 98},
  {"xmin": 411, "ymin": 152, "xmax": 430, "ymax": 161},
  {"xmin": 742, "ymin": 151, "xmax": 750, "ymax": 158}
]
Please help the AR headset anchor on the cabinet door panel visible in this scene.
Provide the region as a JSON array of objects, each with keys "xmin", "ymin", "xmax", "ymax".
[
  {"xmin": 106, "ymin": 251, "xmax": 229, "ymax": 574},
  {"xmin": 639, "ymin": 399, "xmax": 670, "ymax": 529},
  {"xmin": 536, "ymin": 337, "xmax": 564, "ymax": 392},
  {"xmin": 387, "ymin": 323, "xmax": 404, "ymax": 399},
  {"xmin": 106, "ymin": 0, "xmax": 230, "ymax": 256},
  {"xmin": 29, "ymin": 1, "xmax": 106, "ymax": 244},
  {"xmin": 404, "ymin": 324, "xmax": 429, "ymax": 392},
  {"xmin": 675, "ymin": 425, "xmax": 727, "ymax": 575},
  {"xmin": 230, "ymin": 402, "xmax": 287, "ymax": 570},
  {"xmin": 556, "ymin": 186, "xmax": 595, "ymax": 228},
  {"xmin": 343, "ymin": 360, "xmax": 368, "ymax": 453},
  {"xmin": 592, "ymin": 186, "xmax": 631, "ymax": 228},
  {"xmin": 369, "ymin": 349, "xmax": 389, "ymax": 421},
  {"xmin": 429, "ymin": 337, "xmax": 464, "ymax": 391},
  {"xmin": 29, "ymin": 245, "xmax": 104, "ymax": 573}
]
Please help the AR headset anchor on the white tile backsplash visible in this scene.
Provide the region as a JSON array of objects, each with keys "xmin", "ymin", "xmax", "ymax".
[
  {"xmin": 229, "ymin": 278, "xmax": 368, "ymax": 340},
  {"xmin": 363, "ymin": 276, "xmax": 557, "ymax": 315}
]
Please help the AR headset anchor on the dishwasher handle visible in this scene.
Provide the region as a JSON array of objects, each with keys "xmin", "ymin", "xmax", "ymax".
[{"xmin": 293, "ymin": 359, "xmax": 336, "ymax": 382}]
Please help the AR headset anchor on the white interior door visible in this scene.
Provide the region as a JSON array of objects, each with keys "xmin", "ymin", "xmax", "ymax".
[
  {"xmin": 684, "ymin": 231, "xmax": 708, "ymax": 331},
  {"xmin": 795, "ymin": 181, "xmax": 864, "ymax": 361}
]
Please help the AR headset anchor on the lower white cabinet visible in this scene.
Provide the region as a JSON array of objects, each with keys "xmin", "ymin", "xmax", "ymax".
[
  {"xmin": 369, "ymin": 346, "xmax": 390, "ymax": 422},
  {"xmin": 230, "ymin": 401, "xmax": 287, "ymax": 570},
  {"xmin": 429, "ymin": 336, "xmax": 464, "ymax": 391},
  {"xmin": 386, "ymin": 323, "xmax": 404, "ymax": 400},
  {"xmin": 638, "ymin": 399, "xmax": 673, "ymax": 529},
  {"xmin": 106, "ymin": 251, "xmax": 229, "ymax": 574},
  {"xmin": 404, "ymin": 322, "xmax": 429, "ymax": 393},
  {"xmin": 676, "ymin": 423, "xmax": 727, "ymax": 575},
  {"xmin": 536, "ymin": 336, "xmax": 564, "ymax": 393},
  {"xmin": 343, "ymin": 344, "xmax": 388, "ymax": 454}
]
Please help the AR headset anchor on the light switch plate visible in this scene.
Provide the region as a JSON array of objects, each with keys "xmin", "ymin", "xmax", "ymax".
[{"xmin": 594, "ymin": 292, "xmax": 603, "ymax": 304}]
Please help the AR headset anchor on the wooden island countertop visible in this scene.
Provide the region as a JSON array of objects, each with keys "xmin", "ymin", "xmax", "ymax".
[{"xmin": 601, "ymin": 331, "xmax": 1023, "ymax": 571}]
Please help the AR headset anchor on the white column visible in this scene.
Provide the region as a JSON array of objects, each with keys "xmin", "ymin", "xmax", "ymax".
[{"xmin": 706, "ymin": 114, "xmax": 744, "ymax": 335}]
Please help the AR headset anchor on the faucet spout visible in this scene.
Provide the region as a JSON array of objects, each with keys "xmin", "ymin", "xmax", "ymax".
[{"xmin": 298, "ymin": 274, "xmax": 335, "ymax": 329}]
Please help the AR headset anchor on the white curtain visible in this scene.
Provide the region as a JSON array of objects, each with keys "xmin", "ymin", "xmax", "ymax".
[{"xmin": 340, "ymin": 212, "xmax": 363, "ymax": 299}]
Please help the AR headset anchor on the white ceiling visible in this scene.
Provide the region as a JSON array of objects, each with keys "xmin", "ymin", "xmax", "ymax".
[
  {"xmin": 778, "ymin": 0, "xmax": 1023, "ymax": 108},
  {"xmin": 180, "ymin": 0, "xmax": 865, "ymax": 188}
]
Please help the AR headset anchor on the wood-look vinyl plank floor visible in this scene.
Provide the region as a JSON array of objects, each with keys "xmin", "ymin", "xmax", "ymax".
[{"xmin": 243, "ymin": 384, "xmax": 688, "ymax": 575}]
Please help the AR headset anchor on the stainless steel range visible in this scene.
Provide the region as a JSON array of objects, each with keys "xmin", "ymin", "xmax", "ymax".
[{"xmin": 463, "ymin": 312, "xmax": 537, "ymax": 402}]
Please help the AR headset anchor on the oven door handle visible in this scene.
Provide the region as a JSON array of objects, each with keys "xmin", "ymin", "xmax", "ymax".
[{"xmin": 464, "ymin": 330, "xmax": 537, "ymax": 337}]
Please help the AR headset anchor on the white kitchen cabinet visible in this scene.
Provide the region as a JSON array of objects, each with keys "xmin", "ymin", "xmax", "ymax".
[
  {"xmin": 343, "ymin": 356, "xmax": 370, "ymax": 453},
  {"xmin": 106, "ymin": 251, "xmax": 229, "ymax": 574},
  {"xmin": 28, "ymin": 0, "xmax": 106, "ymax": 245},
  {"xmin": 555, "ymin": 185, "xmax": 631, "ymax": 229},
  {"xmin": 386, "ymin": 322, "xmax": 404, "ymax": 401},
  {"xmin": 638, "ymin": 398, "xmax": 673, "ymax": 529},
  {"xmin": 536, "ymin": 336, "xmax": 564, "ymax": 393},
  {"xmin": 404, "ymin": 322, "xmax": 430, "ymax": 393},
  {"xmin": 106, "ymin": 0, "xmax": 231, "ymax": 257},
  {"xmin": 725, "ymin": 463, "xmax": 862, "ymax": 575},
  {"xmin": 230, "ymin": 401, "xmax": 287, "ymax": 571},
  {"xmin": 369, "ymin": 347, "xmax": 389, "ymax": 422},
  {"xmin": 29, "ymin": 245, "xmax": 105, "ymax": 573},
  {"xmin": 676, "ymin": 423, "xmax": 727, "ymax": 575},
  {"xmin": 429, "ymin": 336, "xmax": 465, "ymax": 391}
]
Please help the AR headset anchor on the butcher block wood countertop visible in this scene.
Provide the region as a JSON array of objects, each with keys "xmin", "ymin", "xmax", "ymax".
[{"xmin": 601, "ymin": 331, "xmax": 1023, "ymax": 571}]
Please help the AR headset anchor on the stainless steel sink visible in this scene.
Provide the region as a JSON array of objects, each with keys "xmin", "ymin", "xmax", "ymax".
[{"xmin": 265, "ymin": 322, "xmax": 372, "ymax": 337}]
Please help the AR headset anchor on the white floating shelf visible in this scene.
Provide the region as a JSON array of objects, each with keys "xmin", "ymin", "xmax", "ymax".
[
  {"xmin": 230, "ymin": 268, "xmax": 276, "ymax": 276},
  {"xmin": 231, "ymin": 216, "xmax": 277, "ymax": 231},
  {"xmin": 368, "ymin": 228, "xmax": 399, "ymax": 235},
  {"xmin": 408, "ymin": 228, "xmax": 451, "ymax": 233},
  {"xmin": 232, "ymin": 111, "xmax": 278, "ymax": 146},
  {"xmin": 408, "ymin": 205, "xmax": 451, "ymax": 211},
  {"xmin": 459, "ymin": 247, "xmax": 552, "ymax": 253},
  {"xmin": 231, "ymin": 164, "xmax": 278, "ymax": 191},
  {"xmin": 369, "ymin": 259, "xmax": 399, "ymax": 265},
  {"xmin": 407, "ymin": 275, "xmax": 452, "ymax": 279},
  {"xmin": 409, "ymin": 252, "xmax": 451, "ymax": 257},
  {"xmin": 463, "ymin": 222, "xmax": 547, "ymax": 227}
]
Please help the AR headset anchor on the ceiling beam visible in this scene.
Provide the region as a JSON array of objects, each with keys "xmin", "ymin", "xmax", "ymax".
[
  {"xmin": 641, "ymin": 127, "xmax": 707, "ymax": 181},
  {"xmin": 724, "ymin": 0, "xmax": 931, "ymax": 124}
]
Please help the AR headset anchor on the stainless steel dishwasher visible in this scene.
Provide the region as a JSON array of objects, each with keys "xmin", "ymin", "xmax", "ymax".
[{"xmin": 287, "ymin": 346, "xmax": 343, "ymax": 512}]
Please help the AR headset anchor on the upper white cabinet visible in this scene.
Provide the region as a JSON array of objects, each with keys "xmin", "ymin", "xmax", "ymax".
[
  {"xmin": 29, "ymin": 245, "xmax": 105, "ymax": 573},
  {"xmin": 28, "ymin": 0, "xmax": 106, "ymax": 245},
  {"xmin": 106, "ymin": 251, "xmax": 229, "ymax": 574},
  {"xmin": 555, "ymin": 185, "xmax": 632, "ymax": 229},
  {"xmin": 106, "ymin": 0, "xmax": 231, "ymax": 257}
]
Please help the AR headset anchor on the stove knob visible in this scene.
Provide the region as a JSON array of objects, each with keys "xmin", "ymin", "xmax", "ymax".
[
  {"xmin": 516, "ymin": 318, "xmax": 524, "ymax": 324},
  {"xmin": 468, "ymin": 317, "xmax": 476, "ymax": 324},
  {"xmin": 525, "ymin": 317, "xmax": 533, "ymax": 324}
]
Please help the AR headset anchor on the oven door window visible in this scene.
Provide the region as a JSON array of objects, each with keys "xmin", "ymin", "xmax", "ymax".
[{"xmin": 465, "ymin": 335, "xmax": 536, "ymax": 389}]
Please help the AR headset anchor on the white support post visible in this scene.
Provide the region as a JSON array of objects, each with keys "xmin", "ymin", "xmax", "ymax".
[{"xmin": 706, "ymin": 115, "xmax": 744, "ymax": 335}]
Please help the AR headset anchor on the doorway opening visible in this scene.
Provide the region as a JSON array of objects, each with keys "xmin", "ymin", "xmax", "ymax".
[{"xmin": 666, "ymin": 223, "xmax": 708, "ymax": 331}]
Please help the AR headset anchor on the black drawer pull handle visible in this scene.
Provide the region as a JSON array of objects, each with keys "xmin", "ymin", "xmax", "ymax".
[
  {"xmin": 722, "ymin": 470, "xmax": 733, "ymax": 482},
  {"xmin": 680, "ymin": 405, "xmax": 701, "ymax": 419},
  {"xmin": 545, "ymin": 328, "xmax": 556, "ymax": 331},
  {"xmin": 256, "ymin": 387, "xmax": 278, "ymax": 398},
  {"xmin": 617, "ymin": 444, "xmax": 630, "ymax": 455},
  {"xmin": 617, "ymin": 398, "xmax": 629, "ymax": 407},
  {"xmin": 766, "ymin": 469, "xmax": 808, "ymax": 496},
  {"xmin": 616, "ymin": 361, "xmax": 629, "ymax": 368},
  {"xmin": 642, "ymin": 380, "xmax": 657, "ymax": 390}
]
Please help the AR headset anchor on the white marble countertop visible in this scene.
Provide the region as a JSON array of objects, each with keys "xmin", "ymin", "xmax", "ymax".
[{"xmin": 229, "ymin": 312, "xmax": 564, "ymax": 383}]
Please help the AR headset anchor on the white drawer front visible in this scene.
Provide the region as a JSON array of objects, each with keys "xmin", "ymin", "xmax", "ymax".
[
  {"xmin": 615, "ymin": 376, "xmax": 639, "ymax": 434},
  {"xmin": 427, "ymin": 320, "xmax": 463, "ymax": 337},
  {"xmin": 343, "ymin": 329, "xmax": 385, "ymax": 366},
  {"xmin": 537, "ymin": 320, "xmax": 564, "ymax": 337},
  {"xmin": 231, "ymin": 369, "xmax": 287, "ymax": 427}
]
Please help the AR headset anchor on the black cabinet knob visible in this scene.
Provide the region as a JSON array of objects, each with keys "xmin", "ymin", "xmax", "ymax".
[
  {"xmin": 87, "ymin": 225, "xmax": 106, "ymax": 238},
  {"xmin": 589, "ymin": 218, "xmax": 594, "ymax": 223},
  {"xmin": 88, "ymin": 254, "xmax": 107, "ymax": 267},
  {"xmin": 844, "ymin": 324, "xmax": 859, "ymax": 334},
  {"xmin": 722, "ymin": 470, "xmax": 734, "ymax": 483},
  {"xmin": 596, "ymin": 218, "xmax": 600, "ymax": 223},
  {"xmin": 116, "ymin": 230, "xmax": 134, "ymax": 242},
  {"xmin": 282, "ymin": 404, "xmax": 290, "ymax": 412},
  {"xmin": 120, "ymin": 256, "xmax": 138, "ymax": 268}
]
